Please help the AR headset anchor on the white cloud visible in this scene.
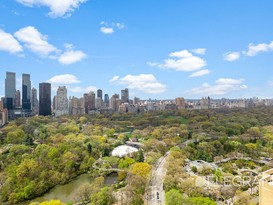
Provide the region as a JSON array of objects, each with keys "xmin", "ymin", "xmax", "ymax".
[
  {"xmin": 0, "ymin": 29, "xmax": 23, "ymax": 54},
  {"xmin": 189, "ymin": 69, "xmax": 210, "ymax": 77},
  {"xmin": 186, "ymin": 78, "xmax": 247, "ymax": 96},
  {"xmin": 243, "ymin": 41, "xmax": 273, "ymax": 56},
  {"xmin": 148, "ymin": 49, "xmax": 207, "ymax": 72},
  {"xmin": 110, "ymin": 74, "xmax": 167, "ymax": 94},
  {"xmin": 223, "ymin": 52, "xmax": 240, "ymax": 61},
  {"xmin": 16, "ymin": 0, "xmax": 87, "ymax": 18},
  {"xmin": 116, "ymin": 23, "xmax": 125, "ymax": 30},
  {"xmin": 69, "ymin": 85, "xmax": 97, "ymax": 93},
  {"xmin": 100, "ymin": 22, "xmax": 125, "ymax": 34},
  {"xmin": 58, "ymin": 49, "xmax": 87, "ymax": 65},
  {"xmin": 14, "ymin": 26, "xmax": 58, "ymax": 57},
  {"xmin": 100, "ymin": 27, "xmax": 114, "ymax": 34},
  {"xmin": 47, "ymin": 74, "xmax": 81, "ymax": 84},
  {"xmin": 191, "ymin": 48, "xmax": 206, "ymax": 55}
]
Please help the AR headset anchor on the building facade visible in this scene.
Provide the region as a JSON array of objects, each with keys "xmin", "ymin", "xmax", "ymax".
[
  {"xmin": 84, "ymin": 91, "xmax": 96, "ymax": 113},
  {"xmin": 54, "ymin": 86, "xmax": 69, "ymax": 116},
  {"xmin": 121, "ymin": 88, "xmax": 129, "ymax": 103},
  {"xmin": 5, "ymin": 72, "xmax": 16, "ymax": 110},
  {"xmin": 97, "ymin": 89, "xmax": 103, "ymax": 99},
  {"xmin": 39, "ymin": 83, "xmax": 51, "ymax": 116},
  {"xmin": 31, "ymin": 87, "xmax": 39, "ymax": 114},
  {"xmin": 110, "ymin": 94, "xmax": 120, "ymax": 112},
  {"xmin": 70, "ymin": 97, "xmax": 85, "ymax": 115},
  {"xmin": 15, "ymin": 90, "xmax": 21, "ymax": 108},
  {"xmin": 22, "ymin": 73, "xmax": 31, "ymax": 110}
]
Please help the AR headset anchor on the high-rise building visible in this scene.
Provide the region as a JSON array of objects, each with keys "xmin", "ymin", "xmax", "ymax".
[
  {"xmin": 0, "ymin": 109, "xmax": 8, "ymax": 126},
  {"xmin": 110, "ymin": 94, "xmax": 120, "ymax": 112},
  {"xmin": 15, "ymin": 90, "xmax": 21, "ymax": 108},
  {"xmin": 97, "ymin": 89, "xmax": 103, "ymax": 99},
  {"xmin": 39, "ymin": 83, "xmax": 51, "ymax": 116},
  {"xmin": 104, "ymin": 94, "xmax": 109, "ymax": 107},
  {"xmin": 84, "ymin": 91, "xmax": 96, "ymax": 113},
  {"xmin": 95, "ymin": 97, "xmax": 103, "ymax": 109},
  {"xmin": 175, "ymin": 97, "xmax": 186, "ymax": 109},
  {"xmin": 121, "ymin": 88, "xmax": 129, "ymax": 103},
  {"xmin": 22, "ymin": 73, "xmax": 31, "ymax": 110},
  {"xmin": 54, "ymin": 86, "xmax": 69, "ymax": 116},
  {"xmin": 70, "ymin": 96, "xmax": 85, "ymax": 115},
  {"xmin": 31, "ymin": 87, "xmax": 39, "ymax": 114},
  {"xmin": 0, "ymin": 100, "xmax": 3, "ymax": 111},
  {"xmin": 133, "ymin": 97, "xmax": 140, "ymax": 105},
  {"xmin": 5, "ymin": 72, "xmax": 16, "ymax": 110}
]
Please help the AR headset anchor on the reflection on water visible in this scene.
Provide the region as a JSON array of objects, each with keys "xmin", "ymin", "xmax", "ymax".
[{"xmin": 21, "ymin": 173, "xmax": 118, "ymax": 205}]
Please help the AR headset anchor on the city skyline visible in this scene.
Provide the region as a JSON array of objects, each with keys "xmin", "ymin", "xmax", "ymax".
[{"xmin": 1, "ymin": 1, "xmax": 273, "ymax": 99}]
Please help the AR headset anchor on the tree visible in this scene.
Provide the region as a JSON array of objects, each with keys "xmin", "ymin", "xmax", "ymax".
[
  {"xmin": 165, "ymin": 189, "xmax": 183, "ymax": 205},
  {"xmin": 118, "ymin": 157, "xmax": 135, "ymax": 169},
  {"xmin": 137, "ymin": 149, "xmax": 144, "ymax": 162},
  {"xmin": 37, "ymin": 200, "xmax": 66, "ymax": 205},
  {"xmin": 131, "ymin": 162, "xmax": 151, "ymax": 179},
  {"xmin": 87, "ymin": 143, "xmax": 93, "ymax": 154},
  {"xmin": 188, "ymin": 197, "xmax": 217, "ymax": 205},
  {"xmin": 75, "ymin": 183, "xmax": 93, "ymax": 204},
  {"xmin": 90, "ymin": 187, "xmax": 115, "ymax": 205}
]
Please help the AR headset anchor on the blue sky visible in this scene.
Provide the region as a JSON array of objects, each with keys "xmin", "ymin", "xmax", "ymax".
[{"xmin": 1, "ymin": 0, "xmax": 273, "ymax": 99}]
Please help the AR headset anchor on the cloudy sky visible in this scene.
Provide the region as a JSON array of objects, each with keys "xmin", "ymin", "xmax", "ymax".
[{"xmin": 1, "ymin": 0, "xmax": 273, "ymax": 99}]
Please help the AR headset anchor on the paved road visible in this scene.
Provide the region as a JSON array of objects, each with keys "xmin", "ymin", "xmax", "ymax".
[{"xmin": 147, "ymin": 152, "xmax": 170, "ymax": 205}]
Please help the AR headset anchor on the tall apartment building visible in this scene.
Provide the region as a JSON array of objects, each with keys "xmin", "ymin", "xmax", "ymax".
[
  {"xmin": 54, "ymin": 86, "xmax": 69, "ymax": 116},
  {"xmin": 110, "ymin": 94, "xmax": 120, "ymax": 112},
  {"xmin": 39, "ymin": 83, "xmax": 51, "ymax": 116},
  {"xmin": 5, "ymin": 72, "xmax": 16, "ymax": 110},
  {"xmin": 95, "ymin": 97, "xmax": 103, "ymax": 109},
  {"xmin": 121, "ymin": 88, "xmax": 129, "ymax": 103},
  {"xmin": 84, "ymin": 91, "xmax": 95, "ymax": 113},
  {"xmin": 259, "ymin": 168, "xmax": 273, "ymax": 205},
  {"xmin": 70, "ymin": 97, "xmax": 85, "ymax": 115},
  {"xmin": 31, "ymin": 87, "xmax": 39, "ymax": 114},
  {"xmin": 15, "ymin": 90, "xmax": 21, "ymax": 108},
  {"xmin": 22, "ymin": 73, "xmax": 31, "ymax": 110},
  {"xmin": 0, "ymin": 100, "xmax": 8, "ymax": 126},
  {"xmin": 104, "ymin": 94, "xmax": 109, "ymax": 107},
  {"xmin": 175, "ymin": 97, "xmax": 186, "ymax": 109},
  {"xmin": 97, "ymin": 89, "xmax": 103, "ymax": 99}
]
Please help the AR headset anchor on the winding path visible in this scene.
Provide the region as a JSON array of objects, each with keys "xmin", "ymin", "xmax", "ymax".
[{"xmin": 146, "ymin": 152, "xmax": 170, "ymax": 205}]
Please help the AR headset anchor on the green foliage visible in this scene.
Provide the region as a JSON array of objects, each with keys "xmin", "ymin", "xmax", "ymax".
[
  {"xmin": 90, "ymin": 187, "xmax": 114, "ymax": 205},
  {"xmin": 165, "ymin": 189, "xmax": 183, "ymax": 205},
  {"xmin": 136, "ymin": 149, "xmax": 144, "ymax": 162},
  {"xmin": 6, "ymin": 129, "xmax": 26, "ymax": 144},
  {"xmin": 118, "ymin": 157, "xmax": 135, "ymax": 169},
  {"xmin": 188, "ymin": 197, "xmax": 217, "ymax": 205},
  {"xmin": 131, "ymin": 162, "xmax": 151, "ymax": 179}
]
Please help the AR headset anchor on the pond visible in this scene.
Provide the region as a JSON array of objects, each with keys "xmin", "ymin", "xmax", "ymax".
[{"xmin": 20, "ymin": 172, "xmax": 118, "ymax": 205}]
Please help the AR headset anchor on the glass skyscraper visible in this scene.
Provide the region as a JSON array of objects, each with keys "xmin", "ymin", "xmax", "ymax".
[
  {"xmin": 22, "ymin": 73, "xmax": 31, "ymax": 110},
  {"xmin": 39, "ymin": 83, "xmax": 51, "ymax": 116},
  {"xmin": 5, "ymin": 72, "xmax": 16, "ymax": 110}
]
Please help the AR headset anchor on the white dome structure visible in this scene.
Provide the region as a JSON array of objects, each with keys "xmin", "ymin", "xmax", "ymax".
[{"xmin": 111, "ymin": 145, "xmax": 139, "ymax": 157}]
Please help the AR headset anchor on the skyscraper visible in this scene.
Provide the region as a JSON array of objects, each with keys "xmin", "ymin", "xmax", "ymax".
[
  {"xmin": 54, "ymin": 86, "xmax": 69, "ymax": 116},
  {"xmin": 22, "ymin": 73, "xmax": 31, "ymax": 110},
  {"xmin": 31, "ymin": 87, "xmax": 39, "ymax": 114},
  {"xmin": 84, "ymin": 91, "xmax": 96, "ymax": 113},
  {"xmin": 39, "ymin": 83, "xmax": 51, "ymax": 116},
  {"xmin": 110, "ymin": 94, "xmax": 120, "ymax": 112},
  {"xmin": 5, "ymin": 72, "xmax": 16, "ymax": 110},
  {"xmin": 121, "ymin": 88, "xmax": 129, "ymax": 103},
  {"xmin": 97, "ymin": 89, "xmax": 103, "ymax": 99},
  {"xmin": 15, "ymin": 90, "xmax": 21, "ymax": 108},
  {"xmin": 104, "ymin": 94, "xmax": 109, "ymax": 107}
]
